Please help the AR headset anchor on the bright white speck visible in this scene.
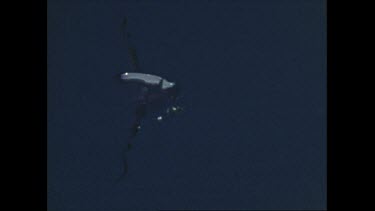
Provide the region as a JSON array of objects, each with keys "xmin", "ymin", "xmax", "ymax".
[{"xmin": 157, "ymin": 116, "xmax": 163, "ymax": 121}]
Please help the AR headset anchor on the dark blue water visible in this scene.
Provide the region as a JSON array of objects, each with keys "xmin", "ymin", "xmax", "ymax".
[{"xmin": 48, "ymin": 0, "xmax": 326, "ymax": 210}]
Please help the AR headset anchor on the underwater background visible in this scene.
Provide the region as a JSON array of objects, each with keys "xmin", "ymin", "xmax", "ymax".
[{"xmin": 47, "ymin": 0, "xmax": 326, "ymax": 210}]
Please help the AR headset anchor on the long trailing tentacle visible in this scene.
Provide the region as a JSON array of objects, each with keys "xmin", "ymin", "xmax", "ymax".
[
  {"xmin": 115, "ymin": 17, "xmax": 144, "ymax": 182},
  {"xmin": 116, "ymin": 99, "xmax": 148, "ymax": 182},
  {"xmin": 122, "ymin": 17, "xmax": 141, "ymax": 72},
  {"xmin": 129, "ymin": 100, "xmax": 147, "ymax": 139},
  {"xmin": 115, "ymin": 147, "xmax": 129, "ymax": 183}
]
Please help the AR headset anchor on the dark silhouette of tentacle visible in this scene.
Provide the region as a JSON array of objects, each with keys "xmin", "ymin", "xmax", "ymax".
[
  {"xmin": 115, "ymin": 147, "xmax": 129, "ymax": 183},
  {"xmin": 121, "ymin": 17, "xmax": 141, "ymax": 72}
]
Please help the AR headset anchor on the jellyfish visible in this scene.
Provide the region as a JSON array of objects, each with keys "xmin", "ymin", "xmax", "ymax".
[{"xmin": 116, "ymin": 17, "xmax": 183, "ymax": 180}]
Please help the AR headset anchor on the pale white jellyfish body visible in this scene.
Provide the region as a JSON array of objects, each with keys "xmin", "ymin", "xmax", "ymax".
[{"xmin": 121, "ymin": 72, "xmax": 176, "ymax": 90}]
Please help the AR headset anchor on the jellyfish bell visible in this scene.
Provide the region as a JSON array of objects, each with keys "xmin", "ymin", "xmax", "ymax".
[
  {"xmin": 121, "ymin": 72, "xmax": 163, "ymax": 86},
  {"xmin": 120, "ymin": 72, "xmax": 180, "ymax": 99}
]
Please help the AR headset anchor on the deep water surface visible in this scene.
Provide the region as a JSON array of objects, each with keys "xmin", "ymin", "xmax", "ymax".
[{"xmin": 48, "ymin": 0, "xmax": 326, "ymax": 210}]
